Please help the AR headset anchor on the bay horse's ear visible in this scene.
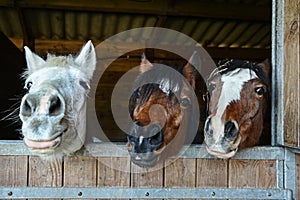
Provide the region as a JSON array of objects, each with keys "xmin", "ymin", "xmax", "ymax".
[
  {"xmin": 75, "ymin": 40, "xmax": 96, "ymax": 80},
  {"xmin": 139, "ymin": 53, "xmax": 153, "ymax": 74},
  {"xmin": 257, "ymin": 58, "xmax": 271, "ymax": 79},
  {"xmin": 24, "ymin": 46, "xmax": 46, "ymax": 75},
  {"xmin": 182, "ymin": 51, "xmax": 199, "ymax": 89}
]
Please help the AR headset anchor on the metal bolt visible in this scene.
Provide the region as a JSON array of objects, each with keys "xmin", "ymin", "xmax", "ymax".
[
  {"xmin": 211, "ymin": 191, "xmax": 216, "ymax": 196},
  {"xmin": 7, "ymin": 191, "xmax": 13, "ymax": 196},
  {"xmin": 78, "ymin": 192, "xmax": 83, "ymax": 197},
  {"xmin": 145, "ymin": 192, "xmax": 150, "ymax": 196}
]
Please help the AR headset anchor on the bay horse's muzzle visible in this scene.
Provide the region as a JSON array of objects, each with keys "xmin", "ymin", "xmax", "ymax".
[{"xmin": 127, "ymin": 123, "xmax": 164, "ymax": 167}]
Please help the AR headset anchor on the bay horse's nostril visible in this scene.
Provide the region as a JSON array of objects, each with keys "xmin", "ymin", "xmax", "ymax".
[{"xmin": 224, "ymin": 121, "xmax": 238, "ymax": 140}]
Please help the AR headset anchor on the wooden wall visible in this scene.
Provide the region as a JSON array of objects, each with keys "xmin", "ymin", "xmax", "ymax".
[
  {"xmin": 283, "ymin": 0, "xmax": 300, "ymax": 147},
  {"xmin": 0, "ymin": 150, "xmax": 278, "ymax": 199}
]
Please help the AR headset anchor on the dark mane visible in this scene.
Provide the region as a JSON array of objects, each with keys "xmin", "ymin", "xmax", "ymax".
[
  {"xmin": 129, "ymin": 64, "xmax": 187, "ymax": 116},
  {"xmin": 208, "ymin": 59, "xmax": 270, "ymax": 89}
]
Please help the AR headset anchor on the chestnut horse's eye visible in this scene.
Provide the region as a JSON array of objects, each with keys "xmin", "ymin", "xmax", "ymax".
[
  {"xmin": 208, "ymin": 83, "xmax": 216, "ymax": 92},
  {"xmin": 25, "ymin": 81, "xmax": 33, "ymax": 90},
  {"xmin": 255, "ymin": 87, "xmax": 265, "ymax": 96},
  {"xmin": 180, "ymin": 98, "xmax": 190, "ymax": 108}
]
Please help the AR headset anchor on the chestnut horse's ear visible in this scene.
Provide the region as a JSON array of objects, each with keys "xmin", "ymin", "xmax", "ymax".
[
  {"xmin": 257, "ymin": 58, "xmax": 271, "ymax": 79},
  {"xmin": 139, "ymin": 53, "xmax": 153, "ymax": 74},
  {"xmin": 183, "ymin": 51, "xmax": 199, "ymax": 89}
]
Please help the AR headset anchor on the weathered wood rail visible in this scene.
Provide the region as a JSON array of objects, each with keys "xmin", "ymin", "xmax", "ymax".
[{"xmin": 0, "ymin": 141, "xmax": 298, "ymax": 199}]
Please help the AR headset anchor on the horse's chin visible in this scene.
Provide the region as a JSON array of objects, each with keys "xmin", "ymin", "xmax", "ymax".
[
  {"xmin": 130, "ymin": 153, "xmax": 159, "ymax": 168},
  {"xmin": 23, "ymin": 128, "xmax": 68, "ymax": 150},
  {"xmin": 206, "ymin": 147, "xmax": 238, "ymax": 159}
]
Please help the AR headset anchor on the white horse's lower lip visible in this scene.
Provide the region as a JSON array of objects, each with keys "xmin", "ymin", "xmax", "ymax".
[
  {"xmin": 206, "ymin": 147, "xmax": 237, "ymax": 159},
  {"xmin": 24, "ymin": 133, "xmax": 63, "ymax": 149}
]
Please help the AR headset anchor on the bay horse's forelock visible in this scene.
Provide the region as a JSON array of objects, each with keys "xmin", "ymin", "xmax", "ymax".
[{"xmin": 204, "ymin": 59, "xmax": 270, "ymax": 159}]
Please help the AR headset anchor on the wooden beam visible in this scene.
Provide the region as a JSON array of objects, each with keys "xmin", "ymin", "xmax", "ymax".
[
  {"xmin": 16, "ymin": 7, "xmax": 34, "ymax": 50},
  {"xmin": 0, "ymin": 0, "xmax": 271, "ymax": 22},
  {"xmin": 9, "ymin": 38, "xmax": 271, "ymax": 61}
]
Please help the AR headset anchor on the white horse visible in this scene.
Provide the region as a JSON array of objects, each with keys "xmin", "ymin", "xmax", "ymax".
[{"xmin": 19, "ymin": 41, "xmax": 96, "ymax": 161}]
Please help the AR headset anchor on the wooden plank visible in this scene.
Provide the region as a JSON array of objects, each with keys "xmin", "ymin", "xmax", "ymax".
[
  {"xmin": 283, "ymin": 0, "xmax": 300, "ymax": 147},
  {"xmin": 131, "ymin": 163, "xmax": 164, "ymax": 200},
  {"xmin": 164, "ymin": 158, "xmax": 196, "ymax": 187},
  {"xmin": 229, "ymin": 159, "xmax": 276, "ymax": 188},
  {"xmin": 98, "ymin": 157, "xmax": 130, "ymax": 200},
  {"xmin": 64, "ymin": 156, "xmax": 97, "ymax": 200},
  {"xmin": 97, "ymin": 157, "xmax": 130, "ymax": 186},
  {"xmin": 131, "ymin": 162, "xmax": 164, "ymax": 187},
  {"xmin": 28, "ymin": 156, "xmax": 62, "ymax": 187},
  {"xmin": 196, "ymin": 158, "xmax": 228, "ymax": 187},
  {"xmin": 28, "ymin": 156, "xmax": 62, "ymax": 200},
  {"xmin": 0, "ymin": 155, "xmax": 28, "ymax": 187},
  {"xmin": 296, "ymin": 154, "xmax": 300, "ymax": 200}
]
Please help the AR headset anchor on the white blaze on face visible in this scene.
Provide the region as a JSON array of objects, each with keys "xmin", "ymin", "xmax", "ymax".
[{"xmin": 211, "ymin": 68, "xmax": 258, "ymax": 141}]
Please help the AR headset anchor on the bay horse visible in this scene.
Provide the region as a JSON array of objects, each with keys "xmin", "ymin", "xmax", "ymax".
[
  {"xmin": 204, "ymin": 59, "xmax": 270, "ymax": 158},
  {"xmin": 127, "ymin": 52, "xmax": 200, "ymax": 167},
  {"xmin": 19, "ymin": 41, "xmax": 96, "ymax": 161}
]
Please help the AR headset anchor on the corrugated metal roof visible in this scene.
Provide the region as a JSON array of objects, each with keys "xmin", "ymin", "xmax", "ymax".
[{"xmin": 0, "ymin": 0, "xmax": 271, "ymax": 59}]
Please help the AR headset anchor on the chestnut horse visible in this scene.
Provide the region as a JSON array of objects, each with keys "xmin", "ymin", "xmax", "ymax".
[
  {"xmin": 204, "ymin": 59, "xmax": 270, "ymax": 158},
  {"xmin": 127, "ymin": 53, "xmax": 199, "ymax": 167}
]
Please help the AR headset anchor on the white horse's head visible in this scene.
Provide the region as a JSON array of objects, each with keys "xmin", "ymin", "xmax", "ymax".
[{"xmin": 19, "ymin": 41, "xmax": 96, "ymax": 161}]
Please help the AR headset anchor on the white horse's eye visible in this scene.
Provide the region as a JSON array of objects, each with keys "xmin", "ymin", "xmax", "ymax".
[
  {"xmin": 25, "ymin": 81, "xmax": 33, "ymax": 90},
  {"xmin": 79, "ymin": 80, "xmax": 90, "ymax": 90}
]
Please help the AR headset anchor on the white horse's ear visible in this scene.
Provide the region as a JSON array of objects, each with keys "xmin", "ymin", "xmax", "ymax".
[
  {"xmin": 24, "ymin": 46, "xmax": 46, "ymax": 75},
  {"xmin": 139, "ymin": 53, "xmax": 153, "ymax": 74},
  {"xmin": 75, "ymin": 40, "xmax": 96, "ymax": 80}
]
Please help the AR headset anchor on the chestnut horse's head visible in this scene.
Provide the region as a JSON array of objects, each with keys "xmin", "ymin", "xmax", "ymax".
[
  {"xmin": 204, "ymin": 59, "xmax": 270, "ymax": 159},
  {"xmin": 127, "ymin": 53, "xmax": 199, "ymax": 167}
]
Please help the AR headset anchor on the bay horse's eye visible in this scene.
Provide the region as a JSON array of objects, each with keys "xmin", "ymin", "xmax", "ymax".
[
  {"xmin": 25, "ymin": 81, "xmax": 33, "ymax": 90},
  {"xmin": 255, "ymin": 87, "xmax": 265, "ymax": 96},
  {"xmin": 180, "ymin": 98, "xmax": 190, "ymax": 108}
]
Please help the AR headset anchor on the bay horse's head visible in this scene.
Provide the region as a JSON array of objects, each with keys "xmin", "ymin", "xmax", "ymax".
[
  {"xmin": 204, "ymin": 59, "xmax": 270, "ymax": 159},
  {"xmin": 19, "ymin": 41, "xmax": 96, "ymax": 161},
  {"xmin": 127, "ymin": 53, "xmax": 199, "ymax": 167}
]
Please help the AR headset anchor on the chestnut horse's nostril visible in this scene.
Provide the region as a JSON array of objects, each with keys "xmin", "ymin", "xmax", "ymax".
[
  {"xmin": 224, "ymin": 121, "xmax": 238, "ymax": 140},
  {"xmin": 204, "ymin": 117, "xmax": 211, "ymax": 134}
]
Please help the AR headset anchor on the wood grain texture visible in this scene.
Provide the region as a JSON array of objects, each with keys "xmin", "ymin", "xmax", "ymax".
[
  {"xmin": 283, "ymin": 0, "xmax": 300, "ymax": 147},
  {"xmin": 131, "ymin": 162, "xmax": 164, "ymax": 187},
  {"xmin": 296, "ymin": 154, "xmax": 300, "ymax": 200},
  {"xmin": 196, "ymin": 158, "xmax": 228, "ymax": 187},
  {"xmin": 0, "ymin": 155, "xmax": 28, "ymax": 187},
  {"xmin": 28, "ymin": 156, "xmax": 63, "ymax": 200},
  {"xmin": 97, "ymin": 157, "xmax": 130, "ymax": 187},
  {"xmin": 164, "ymin": 158, "xmax": 196, "ymax": 187},
  {"xmin": 64, "ymin": 156, "xmax": 97, "ymax": 200},
  {"xmin": 28, "ymin": 156, "xmax": 62, "ymax": 187},
  {"xmin": 229, "ymin": 159, "xmax": 276, "ymax": 188}
]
